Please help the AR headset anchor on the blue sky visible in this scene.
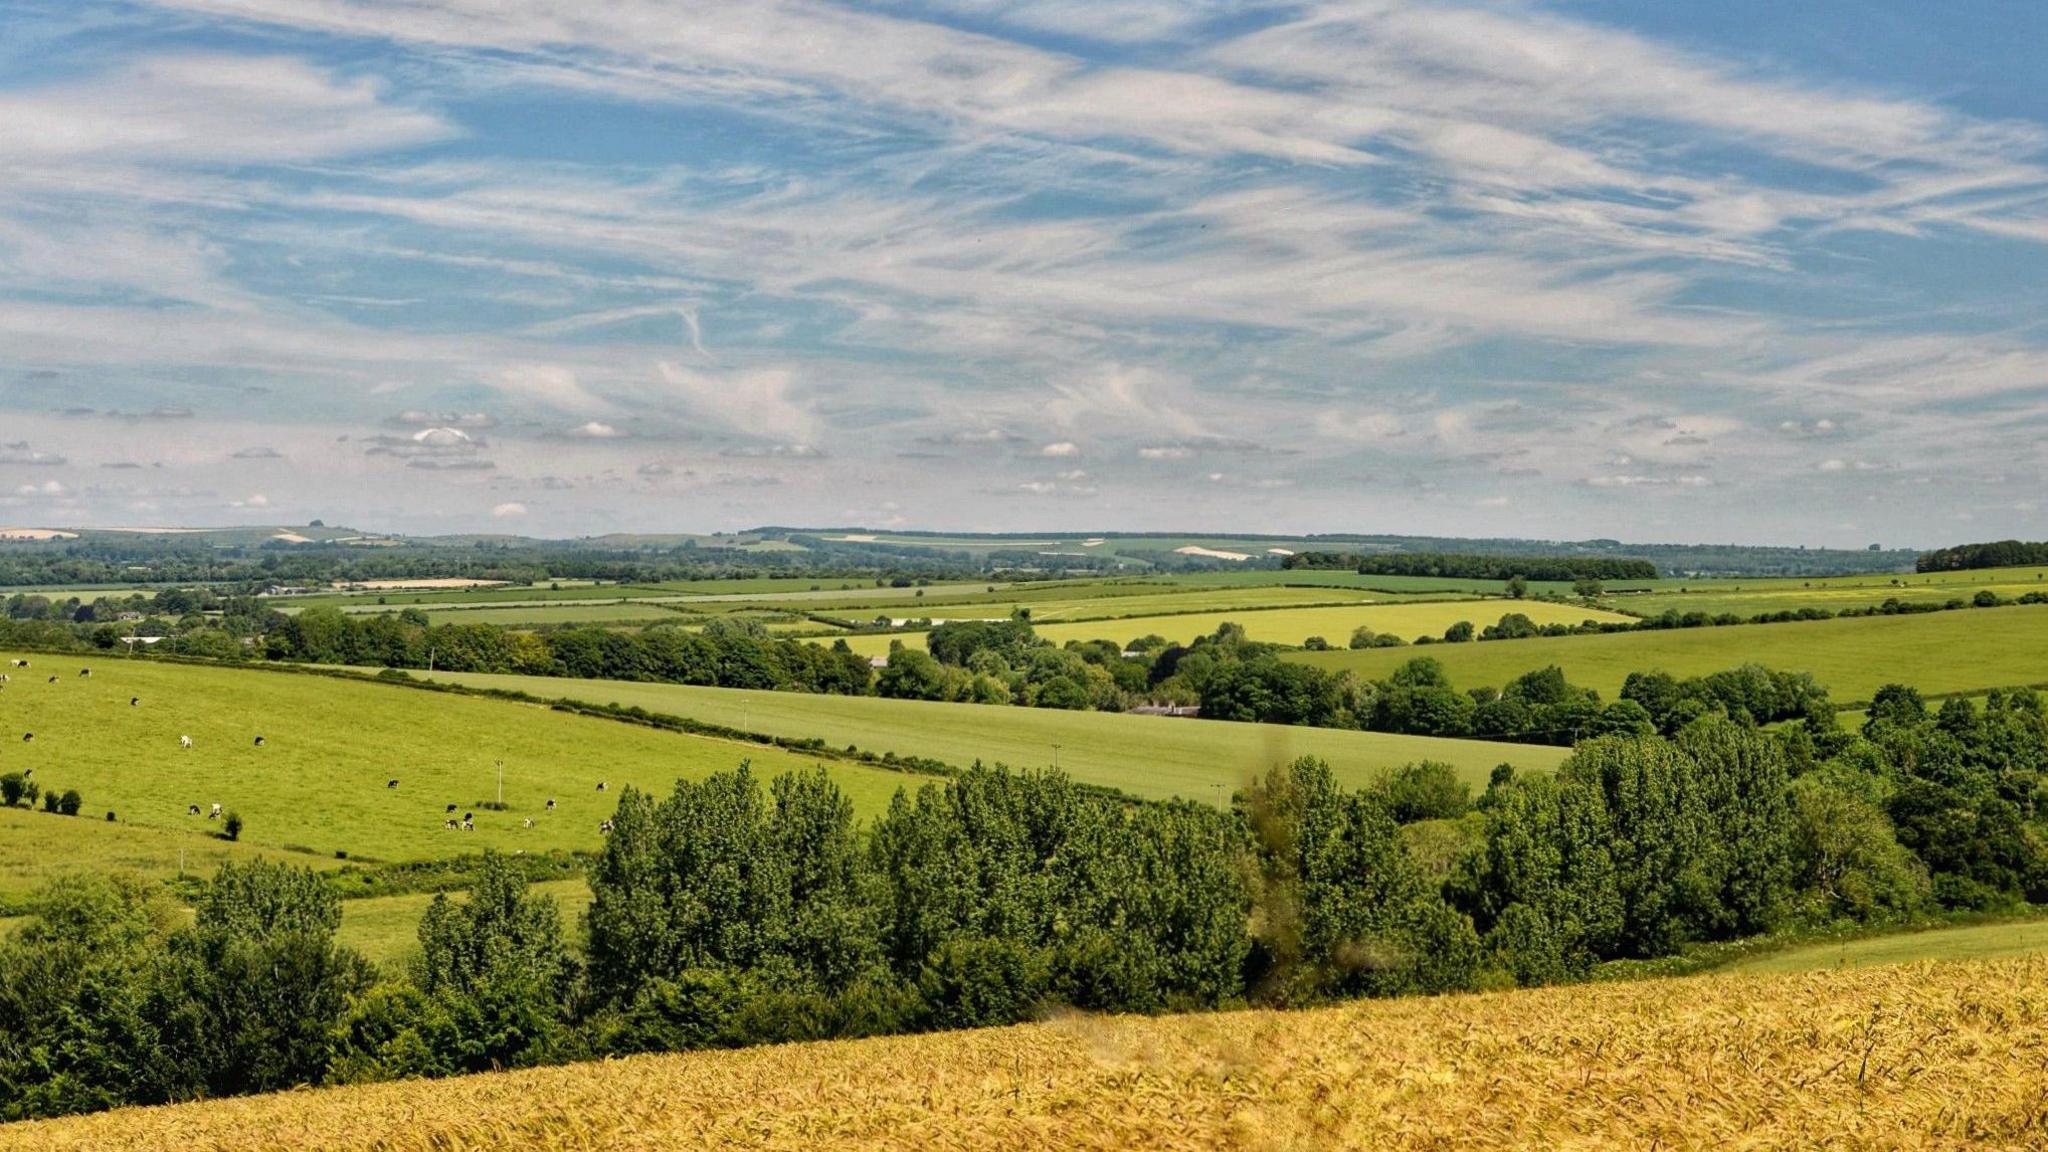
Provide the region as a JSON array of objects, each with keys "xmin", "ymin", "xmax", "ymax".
[{"xmin": 1, "ymin": 1, "xmax": 2045, "ymax": 545}]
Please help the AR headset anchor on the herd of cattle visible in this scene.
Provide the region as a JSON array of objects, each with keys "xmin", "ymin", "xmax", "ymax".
[{"xmin": 3, "ymin": 660, "xmax": 619, "ymax": 837}]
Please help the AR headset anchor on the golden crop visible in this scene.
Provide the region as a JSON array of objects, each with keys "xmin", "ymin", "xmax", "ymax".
[{"xmin": 7, "ymin": 955, "xmax": 2044, "ymax": 1151}]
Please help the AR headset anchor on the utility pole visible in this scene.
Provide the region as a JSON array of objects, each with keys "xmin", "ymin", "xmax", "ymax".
[
  {"xmin": 1050, "ymin": 743, "xmax": 1061, "ymax": 769},
  {"xmin": 495, "ymin": 759, "xmax": 504, "ymax": 807}
]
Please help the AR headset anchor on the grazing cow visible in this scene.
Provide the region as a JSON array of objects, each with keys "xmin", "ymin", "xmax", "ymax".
[
  {"xmin": 252, "ymin": 736, "xmax": 265, "ymax": 747},
  {"xmin": 545, "ymin": 798, "xmax": 556, "ymax": 811},
  {"xmin": 46, "ymin": 676, "xmax": 56, "ymax": 684},
  {"xmin": 445, "ymin": 802, "xmax": 458, "ymax": 814},
  {"xmin": 179, "ymin": 735, "xmax": 193, "ymax": 749},
  {"xmin": 462, "ymin": 811, "xmax": 473, "ymax": 823},
  {"xmin": 522, "ymin": 818, "xmax": 534, "ymax": 829},
  {"xmin": 443, "ymin": 819, "xmax": 457, "ymax": 830},
  {"xmin": 188, "ymin": 804, "xmax": 200, "ymax": 816},
  {"xmin": 386, "ymin": 779, "xmax": 399, "ymax": 789},
  {"xmin": 20, "ymin": 768, "xmax": 30, "ymax": 779},
  {"xmin": 130, "ymin": 697, "xmax": 138, "ymax": 706},
  {"xmin": 20, "ymin": 733, "xmax": 31, "ymax": 743},
  {"xmin": 595, "ymin": 781, "xmax": 607, "ymax": 792},
  {"xmin": 208, "ymin": 803, "xmax": 222, "ymax": 819},
  {"xmin": 78, "ymin": 669, "xmax": 89, "ymax": 678},
  {"xmin": 599, "ymin": 819, "xmax": 614, "ymax": 834},
  {"xmin": 461, "ymin": 819, "xmax": 475, "ymax": 832}
]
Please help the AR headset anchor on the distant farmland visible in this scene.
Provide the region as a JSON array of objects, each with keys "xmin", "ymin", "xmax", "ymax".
[
  {"xmin": 402, "ymin": 671, "xmax": 1569, "ymax": 802},
  {"xmin": 831, "ymin": 599, "xmax": 1633, "ymax": 658},
  {"xmin": 1289, "ymin": 603, "xmax": 2048, "ymax": 702}
]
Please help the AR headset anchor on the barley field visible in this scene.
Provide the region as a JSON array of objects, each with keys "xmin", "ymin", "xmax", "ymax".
[{"xmin": 7, "ymin": 954, "xmax": 2040, "ymax": 1150}]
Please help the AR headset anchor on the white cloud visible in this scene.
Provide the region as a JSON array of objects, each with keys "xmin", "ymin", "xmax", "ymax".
[
  {"xmin": 0, "ymin": 55, "xmax": 448, "ymax": 166},
  {"xmin": 1040, "ymin": 441, "xmax": 1079, "ymax": 457},
  {"xmin": 564, "ymin": 421, "xmax": 624, "ymax": 439},
  {"xmin": 658, "ymin": 362, "xmax": 819, "ymax": 444},
  {"xmin": 492, "ymin": 501, "xmax": 527, "ymax": 517}
]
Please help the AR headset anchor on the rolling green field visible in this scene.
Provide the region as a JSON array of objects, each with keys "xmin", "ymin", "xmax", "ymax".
[
  {"xmin": 0, "ymin": 803, "xmax": 344, "ymax": 905},
  {"xmin": 1602, "ymin": 564, "xmax": 2048, "ymax": 618},
  {"xmin": 0, "ymin": 656, "xmax": 933, "ymax": 890},
  {"xmin": 1727, "ymin": 918, "xmax": 2048, "ymax": 974},
  {"xmin": 1289, "ymin": 603, "xmax": 2048, "ymax": 702},
  {"xmin": 400, "ymin": 671, "xmax": 1568, "ymax": 802},
  {"xmin": 835, "ymin": 599, "xmax": 1633, "ymax": 658},
  {"xmin": 409, "ymin": 601, "xmax": 692, "ymax": 626}
]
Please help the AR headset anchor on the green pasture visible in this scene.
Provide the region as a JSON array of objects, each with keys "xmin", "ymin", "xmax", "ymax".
[
  {"xmin": 1726, "ymin": 918, "xmax": 2048, "ymax": 974},
  {"xmin": 0, "ymin": 804, "xmax": 344, "ymax": 906},
  {"xmin": 832, "ymin": 599, "xmax": 1633, "ymax": 659},
  {"xmin": 1288, "ymin": 603, "xmax": 2048, "ymax": 703},
  {"xmin": 410, "ymin": 602, "xmax": 691, "ymax": 627},
  {"xmin": 0, "ymin": 656, "xmax": 932, "ymax": 891},
  {"xmin": 1601, "ymin": 564, "xmax": 2048, "ymax": 618},
  {"xmin": 400, "ymin": 670, "xmax": 1569, "ymax": 804}
]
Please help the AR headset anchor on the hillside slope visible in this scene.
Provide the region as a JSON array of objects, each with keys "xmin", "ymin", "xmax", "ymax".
[{"xmin": 8, "ymin": 955, "xmax": 2041, "ymax": 1150}]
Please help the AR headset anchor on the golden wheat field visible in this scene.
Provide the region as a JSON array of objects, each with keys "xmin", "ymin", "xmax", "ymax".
[{"xmin": 7, "ymin": 956, "xmax": 2045, "ymax": 1151}]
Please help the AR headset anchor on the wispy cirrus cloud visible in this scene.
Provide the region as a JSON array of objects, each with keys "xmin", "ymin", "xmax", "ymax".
[{"xmin": 0, "ymin": 0, "xmax": 2040, "ymax": 539}]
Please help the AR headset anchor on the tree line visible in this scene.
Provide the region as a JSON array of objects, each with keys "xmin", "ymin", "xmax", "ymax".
[
  {"xmin": 1917, "ymin": 539, "xmax": 2048, "ymax": 573},
  {"xmin": 5, "ymin": 685, "xmax": 2042, "ymax": 1121},
  {"xmin": 1282, "ymin": 551, "xmax": 1659, "ymax": 582}
]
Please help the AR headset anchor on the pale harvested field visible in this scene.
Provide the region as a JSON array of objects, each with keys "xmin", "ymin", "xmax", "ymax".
[
  {"xmin": 332, "ymin": 578, "xmax": 511, "ymax": 590},
  {"xmin": 9, "ymin": 955, "xmax": 2043, "ymax": 1150}
]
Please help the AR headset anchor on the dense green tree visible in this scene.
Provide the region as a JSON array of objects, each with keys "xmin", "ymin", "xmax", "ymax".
[
  {"xmin": 144, "ymin": 860, "xmax": 373, "ymax": 1102},
  {"xmin": 405, "ymin": 852, "xmax": 579, "ymax": 1073}
]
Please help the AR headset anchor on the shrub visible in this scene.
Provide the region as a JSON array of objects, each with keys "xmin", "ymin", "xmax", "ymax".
[
  {"xmin": 57, "ymin": 790, "xmax": 80, "ymax": 816},
  {"xmin": 41, "ymin": 790, "xmax": 60, "ymax": 813},
  {"xmin": 0, "ymin": 772, "xmax": 22, "ymax": 808},
  {"xmin": 1374, "ymin": 761, "xmax": 1471, "ymax": 824},
  {"xmin": 223, "ymin": 811, "xmax": 243, "ymax": 841},
  {"xmin": 105, "ymin": 811, "xmax": 116, "ymax": 822}
]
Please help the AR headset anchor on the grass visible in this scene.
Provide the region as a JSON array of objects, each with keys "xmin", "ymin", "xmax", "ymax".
[
  {"xmin": 0, "ymin": 655, "xmax": 935, "ymax": 891},
  {"xmin": 1601, "ymin": 564, "xmax": 2048, "ymax": 618},
  {"xmin": 10, "ymin": 954, "xmax": 2042, "ymax": 1150},
  {"xmin": 410, "ymin": 602, "xmax": 690, "ymax": 626},
  {"xmin": 400, "ymin": 671, "xmax": 1568, "ymax": 802},
  {"xmin": 0, "ymin": 804, "xmax": 343, "ymax": 907},
  {"xmin": 335, "ymin": 878, "xmax": 593, "ymax": 970},
  {"xmin": 1725, "ymin": 918, "xmax": 2048, "ymax": 975},
  {"xmin": 1289, "ymin": 602, "xmax": 2048, "ymax": 703},
  {"xmin": 833, "ymin": 599, "xmax": 1632, "ymax": 658}
]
